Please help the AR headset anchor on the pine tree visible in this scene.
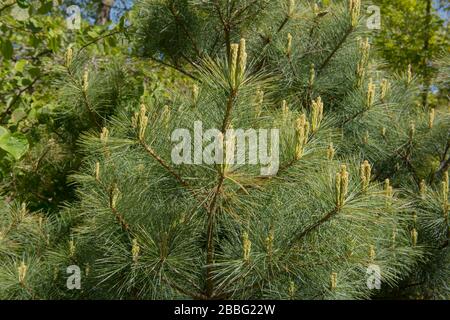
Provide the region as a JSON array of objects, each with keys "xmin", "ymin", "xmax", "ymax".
[{"xmin": 0, "ymin": 0, "xmax": 448, "ymax": 299}]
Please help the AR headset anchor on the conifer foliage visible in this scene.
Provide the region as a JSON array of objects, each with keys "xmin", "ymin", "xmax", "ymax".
[{"xmin": 0, "ymin": 0, "xmax": 448, "ymax": 299}]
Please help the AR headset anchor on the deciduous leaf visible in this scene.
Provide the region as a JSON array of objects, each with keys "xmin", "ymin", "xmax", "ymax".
[
  {"xmin": 38, "ymin": 0, "xmax": 53, "ymax": 14},
  {"xmin": 15, "ymin": 60, "xmax": 27, "ymax": 73},
  {"xmin": 1, "ymin": 40, "xmax": 14, "ymax": 60},
  {"xmin": 17, "ymin": 0, "xmax": 30, "ymax": 9},
  {"xmin": 0, "ymin": 131, "xmax": 29, "ymax": 160},
  {"xmin": 11, "ymin": 108, "xmax": 27, "ymax": 123},
  {"xmin": 0, "ymin": 126, "xmax": 8, "ymax": 139}
]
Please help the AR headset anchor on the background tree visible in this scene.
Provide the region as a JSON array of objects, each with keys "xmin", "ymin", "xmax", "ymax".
[
  {"xmin": 0, "ymin": 0, "xmax": 135, "ymax": 211},
  {"xmin": 372, "ymin": 0, "xmax": 449, "ymax": 109}
]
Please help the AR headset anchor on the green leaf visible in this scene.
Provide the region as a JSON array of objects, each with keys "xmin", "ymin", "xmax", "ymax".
[
  {"xmin": 119, "ymin": 15, "xmax": 126, "ymax": 30},
  {"xmin": 29, "ymin": 35, "xmax": 42, "ymax": 48},
  {"xmin": 106, "ymin": 36, "xmax": 117, "ymax": 48},
  {"xmin": 15, "ymin": 60, "xmax": 28, "ymax": 73},
  {"xmin": 1, "ymin": 40, "xmax": 14, "ymax": 60},
  {"xmin": 19, "ymin": 77, "xmax": 32, "ymax": 86},
  {"xmin": 87, "ymin": 31, "xmax": 99, "ymax": 39},
  {"xmin": 28, "ymin": 67, "xmax": 41, "ymax": 78},
  {"xmin": 26, "ymin": 19, "xmax": 43, "ymax": 33},
  {"xmin": 0, "ymin": 126, "xmax": 8, "ymax": 139},
  {"xmin": 17, "ymin": 0, "xmax": 30, "ymax": 9},
  {"xmin": 0, "ymin": 131, "xmax": 29, "ymax": 160},
  {"xmin": 38, "ymin": 0, "xmax": 53, "ymax": 14},
  {"xmin": 48, "ymin": 36, "xmax": 60, "ymax": 52},
  {"xmin": 11, "ymin": 108, "xmax": 27, "ymax": 123}
]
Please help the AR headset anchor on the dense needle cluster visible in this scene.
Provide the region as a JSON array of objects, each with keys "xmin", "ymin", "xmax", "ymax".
[{"xmin": 0, "ymin": 0, "xmax": 448, "ymax": 300}]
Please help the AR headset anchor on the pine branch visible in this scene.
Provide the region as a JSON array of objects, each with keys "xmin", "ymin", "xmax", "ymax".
[
  {"xmin": 342, "ymin": 107, "xmax": 368, "ymax": 125},
  {"xmin": 317, "ymin": 26, "xmax": 353, "ymax": 76},
  {"xmin": 1, "ymin": 216, "xmax": 19, "ymax": 240},
  {"xmin": 398, "ymin": 140, "xmax": 421, "ymax": 186},
  {"xmin": 435, "ymin": 138, "xmax": 450, "ymax": 177},
  {"xmin": 168, "ymin": 2, "xmax": 202, "ymax": 57},
  {"xmin": 163, "ymin": 276, "xmax": 207, "ymax": 300},
  {"xmin": 268, "ymin": 127, "xmax": 321, "ymax": 177},
  {"xmin": 204, "ymin": 88, "xmax": 238, "ymax": 298},
  {"xmin": 81, "ymin": 88, "xmax": 103, "ymax": 129},
  {"xmin": 148, "ymin": 56, "xmax": 198, "ymax": 81},
  {"xmin": 139, "ymin": 140, "xmax": 192, "ymax": 189},
  {"xmin": 231, "ymin": 0, "xmax": 259, "ymax": 24},
  {"xmin": 286, "ymin": 207, "xmax": 339, "ymax": 249},
  {"xmin": 109, "ymin": 203, "xmax": 131, "ymax": 233},
  {"xmin": 20, "ymin": 281, "xmax": 39, "ymax": 300},
  {"xmin": 305, "ymin": 13, "xmax": 326, "ymax": 53},
  {"xmin": 212, "ymin": 0, "xmax": 231, "ymax": 61},
  {"xmin": 288, "ymin": 56, "xmax": 298, "ymax": 78},
  {"xmin": 253, "ymin": 13, "xmax": 293, "ymax": 71},
  {"xmin": 277, "ymin": 16, "xmax": 290, "ymax": 33},
  {"xmin": 64, "ymin": 66, "xmax": 102, "ymax": 129},
  {"xmin": 139, "ymin": 139, "xmax": 209, "ymax": 211}
]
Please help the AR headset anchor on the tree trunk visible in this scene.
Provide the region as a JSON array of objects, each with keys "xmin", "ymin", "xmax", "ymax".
[{"xmin": 97, "ymin": 0, "xmax": 114, "ymax": 25}]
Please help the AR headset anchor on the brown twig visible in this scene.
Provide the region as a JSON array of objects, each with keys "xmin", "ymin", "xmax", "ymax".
[
  {"xmin": 77, "ymin": 30, "xmax": 121, "ymax": 55},
  {"xmin": 0, "ymin": 1, "xmax": 15, "ymax": 15},
  {"xmin": 0, "ymin": 77, "xmax": 39, "ymax": 123},
  {"xmin": 148, "ymin": 56, "xmax": 198, "ymax": 81}
]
